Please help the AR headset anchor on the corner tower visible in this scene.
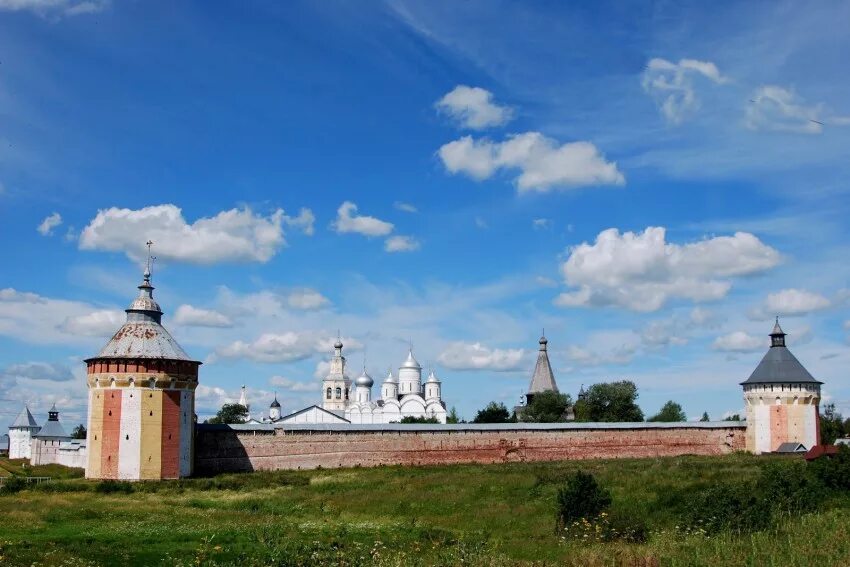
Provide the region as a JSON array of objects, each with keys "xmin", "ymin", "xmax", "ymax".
[
  {"xmin": 741, "ymin": 318, "xmax": 822, "ymax": 454},
  {"xmin": 85, "ymin": 246, "xmax": 201, "ymax": 480}
]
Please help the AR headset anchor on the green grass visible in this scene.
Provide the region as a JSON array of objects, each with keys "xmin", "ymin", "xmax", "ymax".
[{"xmin": 0, "ymin": 454, "xmax": 848, "ymax": 566}]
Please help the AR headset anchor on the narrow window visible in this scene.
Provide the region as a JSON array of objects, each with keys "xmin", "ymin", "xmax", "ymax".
[{"xmin": 326, "ymin": 387, "xmax": 332, "ymax": 400}]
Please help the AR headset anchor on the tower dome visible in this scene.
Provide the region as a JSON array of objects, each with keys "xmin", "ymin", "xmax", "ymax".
[
  {"xmin": 270, "ymin": 396, "xmax": 281, "ymax": 409},
  {"xmin": 398, "ymin": 348, "xmax": 423, "ymax": 395},
  {"xmin": 401, "ymin": 349, "xmax": 421, "ymax": 369},
  {"xmin": 355, "ymin": 368, "xmax": 374, "ymax": 388}
]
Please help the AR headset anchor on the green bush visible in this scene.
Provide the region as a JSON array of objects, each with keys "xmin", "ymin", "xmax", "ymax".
[
  {"xmin": 810, "ymin": 445, "xmax": 850, "ymax": 490},
  {"xmin": 555, "ymin": 471, "xmax": 612, "ymax": 529},
  {"xmin": 758, "ymin": 461, "xmax": 825, "ymax": 517},
  {"xmin": 0, "ymin": 476, "xmax": 26, "ymax": 495},
  {"xmin": 95, "ymin": 480, "xmax": 134, "ymax": 494},
  {"xmin": 683, "ymin": 480, "xmax": 772, "ymax": 535}
]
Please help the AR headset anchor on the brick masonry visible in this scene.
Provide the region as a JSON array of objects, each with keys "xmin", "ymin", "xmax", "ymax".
[{"xmin": 194, "ymin": 423, "xmax": 747, "ymax": 475}]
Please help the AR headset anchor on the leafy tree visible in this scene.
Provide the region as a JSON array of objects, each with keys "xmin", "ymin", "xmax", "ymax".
[
  {"xmin": 556, "ymin": 471, "xmax": 612, "ymax": 528},
  {"xmin": 205, "ymin": 403, "xmax": 249, "ymax": 425},
  {"xmin": 820, "ymin": 403, "xmax": 849, "ymax": 445},
  {"xmin": 724, "ymin": 414, "xmax": 742, "ymax": 422},
  {"xmin": 647, "ymin": 401, "xmax": 687, "ymax": 422},
  {"xmin": 71, "ymin": 424, "xmax": 87, "ymax": 439},
  {"xmin": 699, "ymin": 412, "xmax": 710, "ymax": 422},
  {"xmin": 520, "ymin": 391, "xmax": 572, "ymax": 423},
  {"xmin": 473, "ymin": 401, "xmax": 512, "ymax": 423},
  {"xmin": 399, "ymin": 415, "xmax": 439, "ymax": 424},
  {"xmin": 446, "ymin": 406, "xmax": 461, "ymax": 424},
  {"xmin": 575, "ymin": 381, "xmax": 644, "ymax": 422}
]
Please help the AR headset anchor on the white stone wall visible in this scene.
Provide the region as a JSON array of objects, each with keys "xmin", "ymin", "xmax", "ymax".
[
  {"xmin": 118, "ymin": 389, "xmax": 142, "ymax": 480},
  {"xmin": 56, "ymin": 443, "xmax": 87, "ymax": 469},
  {"xmin": 8, "ymin": 428, "xmax": 34, "ymax": 459}
]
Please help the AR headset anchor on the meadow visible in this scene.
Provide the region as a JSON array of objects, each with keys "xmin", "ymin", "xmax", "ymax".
[{"xmin": 1, "ymin": 453, "xmax": 849, "ymax": 566}]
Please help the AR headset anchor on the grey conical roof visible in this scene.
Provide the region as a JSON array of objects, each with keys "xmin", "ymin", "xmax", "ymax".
[
  {"xmin": 741, "ymin": 322, "xmax": 820, "ymax": 385},
  {"xmin": 33, "ymin": 406, "xmax": 69, "ymax": 439},
  {"xmin": 528, "ymin": 335, "xmax": 558, "ymax": 394},
  {"xmin": 11, "ymin": 405, "xmax": 38, "ymax": 428}
]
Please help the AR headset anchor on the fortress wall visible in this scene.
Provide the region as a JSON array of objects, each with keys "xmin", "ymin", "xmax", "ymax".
[{"xmin": 194, "ymin": 422, "xmax": 747, "ymax": 475}]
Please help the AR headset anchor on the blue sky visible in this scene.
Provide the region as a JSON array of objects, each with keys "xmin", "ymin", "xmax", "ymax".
[{"xmin": 2, "ymin": 0, "xmax": 849, "ymax": 428}]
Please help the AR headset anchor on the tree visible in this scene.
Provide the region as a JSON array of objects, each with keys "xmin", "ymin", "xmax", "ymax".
[
  {"xmin": 446, "ymin": 406, "xmax": 461, "ymax": 424},
  {"xmin": 399, "ymin": 415, "xmax": 439, "ymax": 424},
  {"xmin": 647, "ymin": 401, "xmax": 687, "ymax": 422},
  {"xmin": 205, "ymin": 403, "xmax": 249, "ymax": 425},
  {"xmin": 520, "ymin": 391, "xmax": 572, "ymax": 423},
  {"xmin": 575, "ymin": 381, "xmax": 644, "ymax": 422},
  {"xmin": 71, "ymin": 424, "xmax": 87, "ymax": 439},
  {"xmin": 724, "ymin": 414, "xmax": 742, "ymax": 422},
  {"xmin": 473, "ymin": 401, "xmax": 512, "ymax": 424},
  {"xmin": 699, "ymin": 412, "xmax": 710, "ymax": 422},
  {"xmin": 820, "ymin": 403, "xmax": 848, "ymax": 445}
]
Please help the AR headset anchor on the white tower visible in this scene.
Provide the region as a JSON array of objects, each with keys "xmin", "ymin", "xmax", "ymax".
[
  {"xmin": 322, "ymin": 336, "xmax": 351, "ymax": 411},
  {"xmin": 382, "ymin": 369, "xmax": 398, "ymax": 401},
  {"xmin": 398, "ymin": 349, "xmax": 422, "ymax": 396},
  {"xmin": 8, "ymin": 405, "xmax": 39, "ymax": 460},
  {"xmin": 269, "ymin": 394, "xmax": 281, "ymax": 421},
  {"xmin": 354, "ymin": 367, "xmax": 374, "ymax": 403},
  {"xmin": 425, "ymin": 370, "xmax": 442, "ymax": 402},
  {"xmin": 238, "ymin": 385, "xmax": 249, "ymax": 412}
]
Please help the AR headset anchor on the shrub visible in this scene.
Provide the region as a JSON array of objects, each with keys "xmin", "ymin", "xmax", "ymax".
[
  {"xmin": 94, "ymin": 480, "xmax": 134, "ymax": 494},
  {"xmin": 809, "ymin": 445, "xmax": 850, "ymax": 490},
  {"xmin": 758, "ymin": 460, "xmax": 825, "ymax": 517},
  {"xmin": 683, "ymin": 480, "xmax": 772, "ymax": 535},
  {"xmin": 555, "ymin": 471, "xmax": 612, "ymax": 529},
  {"xmin": 0, "ymin": 476, "xmax": 26, "ymax": 495}
]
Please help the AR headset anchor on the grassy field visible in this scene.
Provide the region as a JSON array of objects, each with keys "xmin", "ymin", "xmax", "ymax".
[{"xmin": 1, "ymin": 454, "xmax": 849, "ymax": 566}]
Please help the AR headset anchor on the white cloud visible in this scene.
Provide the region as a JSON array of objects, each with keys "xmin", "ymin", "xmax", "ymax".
[
  {"xmin": 173, "ymin": 305, "xmax": 233, "ymax": 328},
  {"xmin": 394, "ymin": 201, "xmax": 418, "ymax": 213},
  {"xmin": 439, "ymin": 132, "xmax": 624, "ymax": 192},
  {"xmin": 437, "ymin": 341, "xmax": 525, "ymax": 371},
  {"xmin": 217, "ymin": 332, "xmax": 361, "ymax": 363},
  {"xmin": 37, "ymin": 212, "xmax": 62, "ymax": 236},
  {"xmin": 285, "ymin": 289, "xmax": 330, "ymax": 310},
  {"xmin": 642, "ymin": 57, "xmax": 727, "ymax": 124},
  {"xmin": 282, "ymin": 207, "xmax": 315, "ymax": 236},
  {"xmin": 79, "ymin": 204, "xmax": 300, "ymax": 264},
  {"xmin": 565, "ymin": 344, "xmax": 636, "ymax": 367},
  {"xmin": 0, "ymin": 0, "xmax": 108, "ymax": 17},
  {"xmin": 712, "ymin": 331, "xmax": 764, "ymax": 353},
  {"xmin": 749, "ymin": 288, "xmax": 831, "ymax": 320},
  {"xmin": 435, "ymin": 85, "xmax": 513, "ymax": 130},
  {"xmin": 555, "ymin": 227, "xmax": 781, "ymax": 312},
  {"xmin": 641, "ymin": 308, "xmax": 717, "ymax": 348},
  {"xmin": 2, "ymin": 362, "xmax": 74, "ymax": 382},
  {"xmin": 59, "ymin": 309, "xmax": 123, "ymax": 337},
  {"xmin": 384, "ymin": 235, "xmax": 420, "ymax": 253},
  {"xmin": 269, "ymin": 375, "xmax": 316, "ymax": 393},
  {"xmin": 745, "ymin": 85, "xmax": 850, "ymax": 134},
  {"xmin": 331, "ymin": 201, "xmax": 394, "ymax": 237},
  {"xmin": 532, "ymin": 218, "xmax": 551, "ymax": 230},
  {"xmin": 313, "ymin": 360, "xmax": 331, "ymax": 380}
]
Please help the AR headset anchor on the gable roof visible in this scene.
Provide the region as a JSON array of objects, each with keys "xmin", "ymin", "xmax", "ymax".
[
  {"xmin": 741, "ymin": 345, "xmax": 821, "ymax": 385},
  {"xmin": 10, "ymin": 405, "xmax": 39, "ymax": 428},
  {"xmin": 775, "ymin": 442, "xmax": 807, "ymax": 453}
]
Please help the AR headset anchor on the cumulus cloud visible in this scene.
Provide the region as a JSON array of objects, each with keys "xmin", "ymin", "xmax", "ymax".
[
  {"xmin": 37, "ymin": 212, "xmax": 62, "ymax": 236},
  {"xmin": 394, "ymin": 201, "xmax": 418, "ymax": 213},
  {"xmin": 331, "ymin": 201, "xmax": 394, "ymax": 237},
  {"xmin": 173, "ymin": 305, "xmax": 233, "ymax": 328},
  {"xmin": 435, "ymin": 85, "xmax": 513, "ymax": 130},
  {"xmin": 555, "ymin": 227, "xmax": 781, "ymax": 312},
  {"xmin": 566, "ymin": 344, "xmax": 636, "ymax": 366},
  {"xmin": 313, "ymin": 360, "xmax": 331, "ymax": 379},
  {"xmin": 642, "ymin": 58, "xmax": 727, "ymax": 124},
  {"xmin": 641, "ymin": 308, "xmax": 717, "ymax": 348},
  {"xmin": 745, "ymin": 85, "xmax": 850, "ymax": 134},
  {"xmin": 437, "ymin": 341, "xmax": 525, "ymax": 371},
  {"xmin": 59, "ymin": 309, "xmax": 123, "ymax": 337},
  {"xmin": 269, "ymin": 375, "xmax": 316, "ymax": 393},
  {"xmin": 217, "ymin": 332, "xmax": 361, "ymax": 363},
  {"xmin": 78, "ymin": 204, "xmax": 312, "ymax": 264},
  {"xmin": 439, "ymin": 132, "xmax": 624, "ymax": 192},
  {"xmin": 749, "ymin": 288, "xmax": 831, "ymax": 320},
  {"xmin": 285, "ymin": 289, "xmax": 330, "ymax": 310},
  {"xmin": 281, "ymin": 207, "xmax": 315, "ymax": 236},
  {"xmin": 712, "ymin": 331, "xmax": 764, "ymax": 352},
  {"xmin": 0, "ymin": 0, "xmax": 108, "ymax": 17},
  {"xmin": 3, "ymin": 362, "xmax": 74, "ymax": 382},
  {"xmin": 384, "ymin": 235, "xmax": 420, "ymax": 253}
]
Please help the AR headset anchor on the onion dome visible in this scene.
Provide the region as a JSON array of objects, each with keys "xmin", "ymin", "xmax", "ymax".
[
  {"xmin": 355, "ymin": 368, "xmax": 374, "ymax": 388},
  {"xmin": 401, "ymin": 349, "xmax": 421, "ymax": 369},
  {"xmin": 91, "ymin": 263, "xmax": 194, "ymax": 361},
  {"xmin": 334, "ymin": 337, "xmax": 343, "ymax": 349},
  {"xmin": 539, "ymin": 335, "xmax": 548, "ymax": 347},
  {"xmin": 270, "ymin": 395, "xmax": 281, "ymax": 409},
  {"xmin": 426, "ymin": 370, "xmax": 441, "ymax": 383},
  {"xmin": 383, "ymin": 369, "xmax": 398, "ymax": 384}
]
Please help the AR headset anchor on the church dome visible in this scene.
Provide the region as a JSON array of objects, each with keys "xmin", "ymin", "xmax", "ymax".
[
  {"xmin": 426, "ymin": 370, "xmax": 440, "ymax": 383},
  {"xmin": 400, "ymin": 349, "xmax": 421, "ymax": 369},
  {"xmin": 270, "ymin": 396, "xmax": 281, "ymax": 409},
  {"xmin": 383, "ymin": 370, "xmax": 398, "ymax": 384},
  {"xmin": 355, "ymin": 369, "xmax": 374, "ymax": 387}
]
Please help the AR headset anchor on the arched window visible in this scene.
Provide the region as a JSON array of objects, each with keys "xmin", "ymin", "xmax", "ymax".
[
  {"xmin": 326, "ymin": 387, "xmax": 332, "ymax": 400},
  {"xmin": 335, "ymin": 387, "xmax": 342, "ymax": 399}
]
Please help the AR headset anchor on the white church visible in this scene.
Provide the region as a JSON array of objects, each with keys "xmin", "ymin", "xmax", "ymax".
[{"xmin": 260, "ymin": 337, "xmax": 447, "ymax": 424}]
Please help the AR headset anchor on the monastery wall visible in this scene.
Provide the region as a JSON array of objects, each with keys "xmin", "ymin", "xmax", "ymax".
[{"xmin": 194, "ymin": 422, "xmax": 747, "ymax": 474}]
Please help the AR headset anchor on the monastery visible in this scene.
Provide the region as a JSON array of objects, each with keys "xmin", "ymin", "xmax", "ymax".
[{"xmin": 6, "ymin": 259, "xmax": 824, "ymax": 479}]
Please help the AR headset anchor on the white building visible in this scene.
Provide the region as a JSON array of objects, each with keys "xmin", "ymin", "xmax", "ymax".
[
  {"xmin": 318, "ymin": 339, "xmax": 447, "ymax": 424},
  {"xmin": 8, "ymin": 405, "xmax": 40, "ymax": 459}
]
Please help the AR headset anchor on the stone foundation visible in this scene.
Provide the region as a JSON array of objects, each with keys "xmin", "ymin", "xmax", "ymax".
[{"xmin": 194, "ymin": 422, "xmax": 746, "ymax": 475}]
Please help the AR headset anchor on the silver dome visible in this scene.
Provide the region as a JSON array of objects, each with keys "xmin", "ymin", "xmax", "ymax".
[
  {"xmin": 355, "ymin": 370, "xmax": 374, "ymax": 387},
  {"xmin": 383, "ymin": 370, "xmax": 398, "ymax": 384},
  {"xmin": 426, "ymin": 371, "xmax": 441, "ymax": 383},
  {"xmin": 400, "ymin": 349, "xmax": 421, "ymax": 369}
]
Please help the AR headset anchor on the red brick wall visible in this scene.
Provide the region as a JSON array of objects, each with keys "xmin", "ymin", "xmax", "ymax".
[
  {"xmin": 101, "ymin": 390, "xmax": 122, "ymax": 479},
  {"xmin": 194, "ymin": 425, "xmax": 747, "ymax": 474},
  {"xmin": 161, "ymin": 390, "xmax": 182, "ymax": 479}
]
